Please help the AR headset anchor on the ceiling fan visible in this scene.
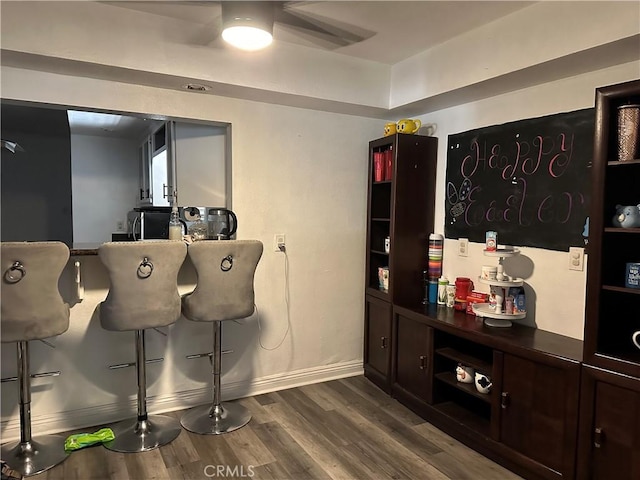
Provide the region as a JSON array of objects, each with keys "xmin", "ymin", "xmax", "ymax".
[{"xmin": 177, "ymin": 1, "xmax": 375, "ymax": 51}]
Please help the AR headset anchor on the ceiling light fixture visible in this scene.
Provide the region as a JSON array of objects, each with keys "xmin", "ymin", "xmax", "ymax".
[{"xmin": 221, "ymin": 2, "xmax": 274, "ymax": 51}]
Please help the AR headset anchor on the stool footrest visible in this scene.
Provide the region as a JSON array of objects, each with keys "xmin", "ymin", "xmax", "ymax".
[
  {"xmin": 186, "ymin": 350, "xmax": 232, "ymax": 360},
  {"xmin": 108, "ymin": 358, "xmax": 163, "ymax": 370},
  {"xmin": 1, "ymin": 371, "xmax": 61, "ymax": 383}
]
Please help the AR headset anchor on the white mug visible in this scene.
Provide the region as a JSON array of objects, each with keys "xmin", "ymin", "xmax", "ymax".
[
  {"xmin": 475, "ymin": 372, "xmax": 492, "ymax": 394},
  {"xmin": 633, "ymin": 331, "xmax": 640, "ymax": 350}
]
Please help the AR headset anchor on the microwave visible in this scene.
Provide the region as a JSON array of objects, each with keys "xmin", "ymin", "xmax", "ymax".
[{"xmin": 127, "ymin": 207, "xmax": 176, "ymax": 240}]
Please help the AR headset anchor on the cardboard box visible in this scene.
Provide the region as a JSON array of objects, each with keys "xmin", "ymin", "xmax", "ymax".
[
  {"xmin": 466, "ymin": 291, "xmax": 489, "ymax": 315},
  {"xmin": 508, "ymin": 286, "xmax": 526, "ymax": 314}
]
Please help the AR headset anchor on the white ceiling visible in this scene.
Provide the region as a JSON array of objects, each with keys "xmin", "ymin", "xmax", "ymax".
[{"xmin": 103, "ymin": 1, "xmax": 535, "ymax": 65}]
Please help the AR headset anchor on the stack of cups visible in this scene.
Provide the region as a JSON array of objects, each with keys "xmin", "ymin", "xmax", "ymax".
[{"xmin": 428, "ymin": 234, "xmax": 444, "ymax": 303}]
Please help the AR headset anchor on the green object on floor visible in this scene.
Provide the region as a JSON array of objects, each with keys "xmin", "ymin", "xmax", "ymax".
[{"xmin": 64, "ymin": 427, "xmax": 115, "ymax": 451}]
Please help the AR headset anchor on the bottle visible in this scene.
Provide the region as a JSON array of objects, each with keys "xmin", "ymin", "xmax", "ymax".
[
  {"xmin": 437, "ymin": 276, "xmax": 448, "ymax": 305},
  {"xmin": 168, "ymin": 206, "xmax": 182, "ymax": 240}
]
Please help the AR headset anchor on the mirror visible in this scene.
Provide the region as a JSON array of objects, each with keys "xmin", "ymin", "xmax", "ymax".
[{"xmin": 1, "ymin": 101, "xmax": 229, "ymax": 247}]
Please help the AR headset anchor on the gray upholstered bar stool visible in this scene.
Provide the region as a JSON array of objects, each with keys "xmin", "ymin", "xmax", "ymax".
[
  {"xmin": 181, "ymin": 240, "xmax": 263, "ymax": 435},
  {"xmin": 98, "ymin": 240, "xmax": 187, "ymax": 452},
  {"xmin": 1, "ymin": 241, "xmax": 70, "ymax": 476}
]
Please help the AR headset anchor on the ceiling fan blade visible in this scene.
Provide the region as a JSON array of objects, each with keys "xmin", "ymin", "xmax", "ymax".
[{"xmin": 275, "ymin": 5, "xmax": 374, "ymax": 47}]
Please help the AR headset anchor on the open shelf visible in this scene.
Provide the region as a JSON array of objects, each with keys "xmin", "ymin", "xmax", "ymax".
[
  {"xmin": 477, "ymin": 277, "xmax": 524, "ymax": 288},
  {"xmin": 432, "ymin": 401, "xmax": 491, "ymax": 437},
  {"xmin": 607, "ymin": 159, "xmax": 640, "ymax": 166},
  {"xmin": 435, "ymin": 347, "xmax": 492, "ymax": 373},
  {"xmin": 602, "ymin": 285, "xmax": 640, "ymax": 295},
  {"xmin": 434, "ymin": 372, "xmax": 491, "ymax": 403},
  {"xmin": 472, "ymin": 303, "xmax": 526, "ymax": 320}
]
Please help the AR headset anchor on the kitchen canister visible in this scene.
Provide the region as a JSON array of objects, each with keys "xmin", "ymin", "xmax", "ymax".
[
  {"xmin": 428, "ymin": 233, "xmax": 444, "ymax": 280},
  {"xmin": 454, "ymin": 277, "xmax": 473, "ymax": 311},
  {"xmin": 481, "ymin": 265, "xmax": 498, "ymax": 281}
]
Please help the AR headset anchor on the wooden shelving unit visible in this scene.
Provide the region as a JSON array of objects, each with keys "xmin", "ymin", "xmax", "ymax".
[
  {"xmin": 363, "ymin": 134, "xmax": 438, "ymax": 393},
  {"xmin": 578, "ymin": 78, "xmax": 640, "ymax": 480}
]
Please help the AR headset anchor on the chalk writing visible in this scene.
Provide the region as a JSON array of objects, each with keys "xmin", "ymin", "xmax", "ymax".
[{"xmin": 445, "ymin": 108, "xmax": 594, "ymax": 251}]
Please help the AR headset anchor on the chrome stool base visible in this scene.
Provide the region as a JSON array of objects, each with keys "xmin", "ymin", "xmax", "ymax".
[
  {"xmin": 103, "ymin": 415, "xmax": 181, "ymax": 453},
  {"xmin": 180, "ymin": 402, "xmax": 251, "ymax": 435},
  {"xmin": 1, "ymin": 435, "xmax": 68, "ymax": 477}
]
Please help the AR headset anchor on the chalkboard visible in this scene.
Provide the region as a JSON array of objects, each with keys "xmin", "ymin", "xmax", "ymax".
[{"xmin": 445, "ymin": 108, "xmax": 594, "ymax": 251}]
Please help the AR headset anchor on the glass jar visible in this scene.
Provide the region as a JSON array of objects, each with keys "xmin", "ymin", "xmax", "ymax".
[{"xmin": 188, "ymin": 216, "xmax": 208, "ymax": 241}]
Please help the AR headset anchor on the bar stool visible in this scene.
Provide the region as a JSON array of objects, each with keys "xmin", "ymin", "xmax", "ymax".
[
  {"xmin": 98, "ymin": 240, "xmax": 187, "ymax": 452},
  {"xmin": 1, "ymin": 241, "xmax": 70, "ymax": 476},
  {"xmin": 181, "ymin": 240, "xmax": 263, "ymax": 434}
]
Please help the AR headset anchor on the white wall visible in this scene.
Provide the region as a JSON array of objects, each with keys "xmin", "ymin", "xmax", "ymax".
[
  {"xmin": 0, "ymin": 67, "xmax": 382, "ymax": 440},
  {"xmin": 71, "ymin": 134, "xmax": 139, "ymax": 242},
  {"xmin": 413, "ymin": 61, "xmax": 640, "ymax": 340}
]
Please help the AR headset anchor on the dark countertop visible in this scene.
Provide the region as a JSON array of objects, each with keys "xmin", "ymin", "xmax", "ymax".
[
  {"xmin": 394, "ymin": 303, "xmax": 584, "ymax": 363},
  {"xmin": 70, "ymin": 243, "xmax": 101, "ymax": 255}
]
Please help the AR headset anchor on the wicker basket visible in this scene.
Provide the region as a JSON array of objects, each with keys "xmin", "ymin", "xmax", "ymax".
[{"xmin": 618, "ymin": 104, "xmax": 640, "ymax": 161}]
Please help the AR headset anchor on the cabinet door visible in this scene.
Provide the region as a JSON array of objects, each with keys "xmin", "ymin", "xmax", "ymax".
[
  {"xmin": 394, "ymin": 313, "xmax": 432, "ymax": 401},
  {"xmin": 577, "ymin": 366, "xmax": 640, "ymax": 480},
  {"xmin": 138, "ymin": 138, "xmax": 151, "ymax": 205},
  {"xmin": 500, "ymin": 353, "xmax": 580, "ymax": 478},
  {"xmin": 173, "ymin": 122, "xmax": 227, "ymax": 207},
  {"xmin": 148, "ymin": 122, "xmax": 173, "ymax": 206},
  {"xmin": 364, "ymin": 295, "xmax": 392, "ymax": 391}
]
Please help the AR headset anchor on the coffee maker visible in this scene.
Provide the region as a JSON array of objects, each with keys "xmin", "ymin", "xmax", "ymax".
[{"xmin": 207, "ymin": 208, "xmax": 237, "ymax": 240}]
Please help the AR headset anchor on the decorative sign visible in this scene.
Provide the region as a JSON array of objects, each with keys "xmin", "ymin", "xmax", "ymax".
[{"xmin": 445, "ymin": 108, "xmax": 594, "ymax": 251}]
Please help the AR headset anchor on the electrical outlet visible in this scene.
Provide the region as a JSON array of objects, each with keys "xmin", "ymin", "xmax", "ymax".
[
  {"xmin": 274, "ymin": 234, "xmax": 286, "ymax": 252},
  {"xmin": 116, "ymin": 220, "xmax": 124, "ymax": 232},
  {"xmin": 458, "ymin": 238, "xmax": 469, "ymax": 257},
  {"xmin": 569, "ymin": 247, "xmax": 584, "ymax": 271}
]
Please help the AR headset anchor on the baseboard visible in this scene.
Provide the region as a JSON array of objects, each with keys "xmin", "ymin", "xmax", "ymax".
[{"xmin": 0, "ymin": 360, "xmax": 363, "ymax": 442}]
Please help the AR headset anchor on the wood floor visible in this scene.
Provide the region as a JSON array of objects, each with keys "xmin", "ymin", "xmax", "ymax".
[{"xmin": 36, "ymin": 376, "xmax": 522, "ymax": 480}]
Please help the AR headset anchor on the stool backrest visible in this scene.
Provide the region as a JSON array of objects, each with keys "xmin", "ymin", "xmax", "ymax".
[
  {"xmin": 1, "ymin": 241, "xmax": 70, "ymax": 342},
  {"xmin": 99, "ymin": 241, "xmax": 187, "ymax": 331},
  {"xmin": 183, "ymin": 240, "xmax": 263, "ymax": 322}
]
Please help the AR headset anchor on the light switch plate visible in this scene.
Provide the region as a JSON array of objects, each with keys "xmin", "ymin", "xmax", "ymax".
[
  {"xmin": 569, "ymin": 247, "xmax": 584, "ymax": 271},
  {"xmin": 458, "ymin": 238, "xmax": 469, "ymax": 257}
]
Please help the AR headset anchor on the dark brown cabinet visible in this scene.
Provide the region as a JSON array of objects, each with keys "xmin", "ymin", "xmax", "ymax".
[
  {"xmin": 364, "ymin": 295, "xmax": 392, "ymax": 392},
  {"xmin": 499, "ymin": 353, "xmax": 580, "ymax": 480},
  {"xmin": 389, "ymin": 305, "xmax": 583, "ymax": 480},
  {"xmin": 393, "ymin": 313, "xmax": 433, "ymax": 403},
  {"xmin": 363, "ymin": 133, "xmax": 437, "ymax": 391},
  {"xmin": 579, "ymin": 79, "xmax": 640, "ymax": 479},
  {"xmin": 577, "ymin": 366, "xmax": 640, "ymax": 480}
]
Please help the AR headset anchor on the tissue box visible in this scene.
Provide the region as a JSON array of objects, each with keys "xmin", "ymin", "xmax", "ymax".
[{"xmin": 626, "ymin": 263, "xmax": 640, "ymax": 289}]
